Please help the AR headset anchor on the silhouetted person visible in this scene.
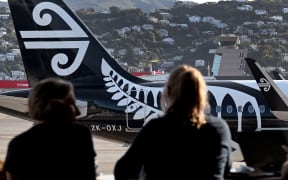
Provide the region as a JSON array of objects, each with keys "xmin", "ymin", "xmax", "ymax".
[
  {"xmin": 0, "ymin": 160, "xmax": 5, "ymax": 180},
  {"xmin": 114, "ymin": 64, "xmax": 232, "ymax": 180},
  {"xmin": 3, "ymin": 78, "xmax": 97, "ymax": 180}
]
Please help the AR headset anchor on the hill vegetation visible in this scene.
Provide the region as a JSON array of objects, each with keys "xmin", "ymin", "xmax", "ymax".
[
  {"xmin": 73, "ymin": 0, "xmax": 288, "ymax": 74},
  {"xmin": 2, "ymin": 0, "xmax": 288, "ymax": 78},
  {"xmin": 66, "ymin": 0, "xmax": 175, "ymax": 12}
]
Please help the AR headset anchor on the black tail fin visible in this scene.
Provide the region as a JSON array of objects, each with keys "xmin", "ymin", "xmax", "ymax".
[
  {"xmin": 8, "ymin": 0, "xmax": 148, "ymax": 87},
  {"xmin": 245, "ymin": 57, "xmax": 288, "ymax": 120}
]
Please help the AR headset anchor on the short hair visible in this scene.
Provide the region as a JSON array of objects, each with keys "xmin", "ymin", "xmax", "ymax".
[
  {"xmin": 161, "ymin": 64, "xmax": 208, "ymax": 128},
  {"xmin": 28, "ymin": 77, "xmax": 75, "ymax": 122}
]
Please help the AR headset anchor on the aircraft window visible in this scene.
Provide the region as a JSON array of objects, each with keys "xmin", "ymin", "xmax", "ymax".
[
  {"xmin": 259, "ymin": 105, "xmax": 265, "ymax": 113},
  {"xmin": 248, "ymin": 105, "xmax": 254, "ymax": 113},
  {"xmin": 238, "ymin": 106, "xmax": 243, "ymax": 112},
  {"xmin": 216, "ymin": 106, "xmax": 221, "ymax": 113},
  {"xmin": 226, "ymin": 105, "xmax": 233, "ymax": 113}
]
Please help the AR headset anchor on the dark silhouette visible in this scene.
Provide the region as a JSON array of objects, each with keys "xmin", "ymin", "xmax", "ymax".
[
  {"xmin": 3, "ymin": 78, "xmax": 97, "ymax": 180},
  {"xmin": 114, "ymin": 64, "xmax": 232, "ymax": 180},
  {"xmin": 0, "ymin": 160, "xmax": 5, "ymax": 180},
  {"xmin": 281, "ymin": 145, "xmax": 288, "ymax": 179}
]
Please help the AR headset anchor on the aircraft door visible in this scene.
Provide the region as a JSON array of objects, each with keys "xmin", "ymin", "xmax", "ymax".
[{"xmin": 125, "ymin": 89, "xmax": 146, "ymax": 132}]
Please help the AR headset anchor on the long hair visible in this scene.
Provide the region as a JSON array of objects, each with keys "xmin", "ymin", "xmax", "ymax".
[
  {"xmin": 161, "ymin": 64, "xmax": 208, "ymax": 128},
  {"xmin": 28, "ymin": 77, "xmax": 78, "ymax": 123}
]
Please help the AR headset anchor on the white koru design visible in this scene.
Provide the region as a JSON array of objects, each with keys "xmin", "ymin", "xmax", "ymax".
[
  {"xmin": 101, "ymin": 58, "xmax": 162, "ymax": 122},
  {"xmin": 20, "ymin": 2, "xmax": 89, "ymax": 76},
  {"xmin": 20, "ymin": 2, "xmax": 87, "ymax": 38},
  {"xmin": 23, "ymin": 41, "xmax": 89, "ymax": 76},
  {"xmin": 258, "ymin": 78, "xmax": 271, "ymax": 92}
]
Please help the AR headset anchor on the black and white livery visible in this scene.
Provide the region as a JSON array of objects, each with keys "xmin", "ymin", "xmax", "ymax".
[{"xmin": 3, "ymin": 0, "xmax": 288, "ymax": 152}]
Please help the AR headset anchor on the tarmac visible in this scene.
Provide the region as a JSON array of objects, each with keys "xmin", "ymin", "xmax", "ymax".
[{"xmin": 0, "ymin": 113, "xmax": 128, "ymax": 180}]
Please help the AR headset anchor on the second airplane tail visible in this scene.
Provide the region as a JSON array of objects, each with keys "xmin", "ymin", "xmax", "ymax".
[{"xmin": 245, "ymin": 57, "xmax": 288, "ymax": 120}]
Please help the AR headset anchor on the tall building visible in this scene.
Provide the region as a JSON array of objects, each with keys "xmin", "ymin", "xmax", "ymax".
[{"xmin": 210, "ymin": 34, "xmax": 247, "ymax": 76}]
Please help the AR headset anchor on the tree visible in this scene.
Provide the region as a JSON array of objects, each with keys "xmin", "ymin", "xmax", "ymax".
[{"xmin": 110, "ymin": 6, "xmax": 121, "ymax": 15}]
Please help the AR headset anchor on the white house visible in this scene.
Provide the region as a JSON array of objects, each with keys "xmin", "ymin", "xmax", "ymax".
[
  {"xmin": 255, "ymin": 9, "xmax": 267, "ymax": 15},
  {"xmin": 157, "ymin": 29, "xmax": 168, "ymax": 37},
  {"xmin": 270, "ymin": 16, "xmax": 283, "ymax": 21},
  {"xmin": 142, "ymin": 24, "xmax": 154, "ymax": 30},
  {"xmin": 283, "ymin": 8, "xmax": 288, "ymax": 14},
  {"xmin": 237, "ymin": 5, "xmax": 253, "ymax": 11},
  {"xmin": 188, "ymin": 15, "xmax": 201, "ymax": 23},
  {"xmin": 0, "ymin": 14, "xmax": 9, "ymax": 20},
  {"xmin": 131, "ymin": 25, "xmax": 141, "ymax": 32},
  {"xmin": 11, "ymin": 70, "xmax": 25, "ymax": 79},
  {"xmin": 6, "ymin": 53, "xmax": 15, "ymax": 61},
  {"xmin": 162, "ymin": 38, "xmax": 174, "ymax": 45},
  {"xmin": 0, "ymin": 54, "xmax": 5, "ymax": 61}
]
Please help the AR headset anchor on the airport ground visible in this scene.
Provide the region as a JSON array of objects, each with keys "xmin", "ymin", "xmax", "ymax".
[
  {"xmin": 0, "ymin": 113, "xmax": 128, "ymax": 180},
  {"xmin": 1, "ymin": 112, "xmax": 270, "ymax": 180}
]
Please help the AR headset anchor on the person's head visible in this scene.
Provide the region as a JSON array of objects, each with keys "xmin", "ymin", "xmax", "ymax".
[
  {"xmin": 28, "ymin": 77, "xmax": 80, "ymax": 123},
  {"xmin": 161, "ymin": 64, "xmax": 208, "ymax": 128}
]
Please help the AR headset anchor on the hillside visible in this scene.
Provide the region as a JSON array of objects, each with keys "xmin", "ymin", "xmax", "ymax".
[
  {"xmin": 0, "ymin": 0, "xmax": 176, "ymax": 12},
  {"xmin": 3, "ymin": 0, "xmax": 288, "ymax": 79},
  {"xmin": 65, "ymin": 0, "xmax": 175, "ymax": 12},
  {"xmin": 73, "ymin": 0, "xmax": 288, "ymax": 74}
]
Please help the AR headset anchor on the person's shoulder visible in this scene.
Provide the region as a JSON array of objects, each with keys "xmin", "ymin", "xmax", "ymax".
[
  {"xmin": 205, "ymin": 115, "xmax": 227, "ymax": 125},
  {"xmin": 12, "ymin": 123, "xmax": 54, "ymax": 139},
  {"xmin": 143, "ymin": 115, "xmax": 167, "ymax": 128},
  {"xmin": 204, "ymin": 115, "xmax": 230, "ymax": 133},
  {"xmin": 8, "ymin": 125, "xmax": 37, "ymax": 146}
]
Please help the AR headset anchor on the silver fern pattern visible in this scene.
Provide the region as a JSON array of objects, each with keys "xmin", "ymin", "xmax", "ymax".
[
  {"xmin": 101, "ymin": 58, "xmax": 263, "ymax": 131},
  {"xmin": 101, "ymin": 59, "xmax": 163, "ymax": 122}
]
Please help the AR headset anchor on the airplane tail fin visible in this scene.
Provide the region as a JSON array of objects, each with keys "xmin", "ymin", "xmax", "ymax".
[
  {"xmin": 245, "ymin": 57, "xmax": 288, "ymax": 119},
  {"xmin": 8, "ymin": 0, "xmax": 149, "ymax": 87}
]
